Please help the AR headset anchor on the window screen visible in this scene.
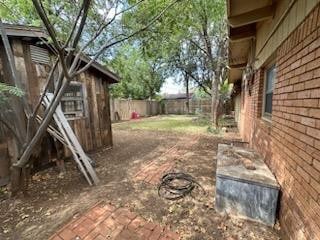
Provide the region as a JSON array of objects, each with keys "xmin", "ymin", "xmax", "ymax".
[
  {"xmin": 61, "ymin": 83, "xmax": 85, "ymax": 118},
  {"xmin": 264, "ymin": 65, "xmax": 275, "ymax": 116}
]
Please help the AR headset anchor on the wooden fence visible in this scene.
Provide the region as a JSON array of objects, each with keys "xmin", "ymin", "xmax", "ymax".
[
  {"xmin": 110, "ymin": 98, "xmax": 213, "ymax": 121},
  {"xmin": 163, "ymin": 99, "xmax": 211, "ymax": 115},
  {"xmin": 110, "ymin": 98, "xmax": 161, "ymax": 121}
]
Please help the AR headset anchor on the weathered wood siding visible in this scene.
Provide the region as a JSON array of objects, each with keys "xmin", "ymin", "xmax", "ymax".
[
  {"xmin": 0, "ymin": 38, "xmax": 113, "ymax": 183},
  {"xmin": 70, "ymin": 70, "xmax": 112, "ymax": 152}
]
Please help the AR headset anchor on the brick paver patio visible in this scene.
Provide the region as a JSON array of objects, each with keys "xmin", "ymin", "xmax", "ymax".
[
  {"xmin": 49, "ymin": 202, "xmax": 180, "ymax": 240},
  {"xmin": 134, "ymin": 160, "xmax": 175, "ymax": 185},
  {"xmin": 133, "ymin": 136, "xmax": 200, "ymax": 185}
]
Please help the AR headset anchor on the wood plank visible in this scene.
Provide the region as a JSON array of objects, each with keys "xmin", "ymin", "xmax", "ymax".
[
  {"xmin": 43, "ymin": 94, "xmax": 99, "ymax": 185},
  {"xmin": 228, "ymin": 4, "xmax": 275, "ymax": 27},
  {"xmin": 22, "ymin": 43, "xmax": 39, "ymax": 108},
  {"xmin": 100, "ymin": 80, "xmax": 108, "ymax": 145},
  {"xmin": 229, "ymin": 62, "xmax": 247, "ymax": 69},
  {"xmin": 104, "ymin": 83, "xmax": 113, "ymax": 146},
  {"xmin": 79, "ymin": 73, "xmax": 92, "ymax": 151},
  {"xmin": 90, "ymin": 73, "xmax": 102, "ymax": 148},
  {"xmin": 229, "ymin": 24, "xmax": 256, "ymax": 42},
  {"xmin": 55, "ymin": 109, "xmax": 99, "ymax": 184},
  {"xmin": 46, "ymin": 103, "xmax": 93, "ymax": 185},
  {"xmin": 97, "ymin": 79, "xmax": 106, "ymax": 145},
  {"xmin": 85, "ymin": 72, "xmax": 96, "ymax": 150}
]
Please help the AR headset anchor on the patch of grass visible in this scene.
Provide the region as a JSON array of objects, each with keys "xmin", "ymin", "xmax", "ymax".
[
  {"xmin": 207, "ymin": 125, "xmax": 221, "ymax": 134},
  {"xmin": 113, "ymin": 115, "xmax": 216, "ymax": 135}
]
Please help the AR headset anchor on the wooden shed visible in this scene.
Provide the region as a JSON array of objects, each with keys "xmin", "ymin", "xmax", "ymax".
[{"xmin": 0, "ymin": 24, "xmax": 119, "ymax": 186}]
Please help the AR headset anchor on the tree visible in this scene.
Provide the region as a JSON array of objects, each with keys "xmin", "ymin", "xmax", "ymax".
[
  {"xmin": 0, "ymin": 0, "xmax": 180, "ymax": 195},
  {"xmin": 125, "ymin": 0, "xmax": 228, "ymax": 126},
  {"xmin": 109, "ymin": 44, "xmax": 165, "ymax": 99}
]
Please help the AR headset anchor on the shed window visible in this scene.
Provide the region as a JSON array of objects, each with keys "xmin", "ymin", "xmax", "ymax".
[
  {"xmin": 263, "ymin": 65, "xmax": 276, "ymax": 117},
  {"xmin": 61, "ymin": 82, "xmax": 86, "ymax": 119}
]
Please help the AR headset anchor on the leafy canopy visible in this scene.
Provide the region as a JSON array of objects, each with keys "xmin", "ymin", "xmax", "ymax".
[{"xmin": 109, "ymin": 44, "xmax": 165, "ymax": 99}]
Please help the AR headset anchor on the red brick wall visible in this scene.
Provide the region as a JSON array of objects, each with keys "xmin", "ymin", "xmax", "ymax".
[{"xmin": 239, "ymin": 5, "xmax": 320, "ymax": 240}]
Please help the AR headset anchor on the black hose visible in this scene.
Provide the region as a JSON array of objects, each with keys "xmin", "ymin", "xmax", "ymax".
[{"xmin": 158, "ymin": 172, "xmax": 205, "ymax": 200}]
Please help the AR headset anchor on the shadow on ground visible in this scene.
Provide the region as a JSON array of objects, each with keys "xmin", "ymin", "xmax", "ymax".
[{"xmin": 0, "ymin": 125, "xmax": 281, "ymax": 240}]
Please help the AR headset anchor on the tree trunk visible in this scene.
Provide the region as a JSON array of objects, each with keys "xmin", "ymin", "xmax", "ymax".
[
  {"xmin": 211, "ymin": 76, "xmax": 219, "ymax": 128},
  {"xmin": 200, "ymin": 19, "xmax": 220, "ymax": 127},
  {"xmin": 14, "ymin": 71, "xmax": 70, "ymax": 168},
  {"xmin": 185, "ymin": 74, "xmax": 190, "ymax": 114}
]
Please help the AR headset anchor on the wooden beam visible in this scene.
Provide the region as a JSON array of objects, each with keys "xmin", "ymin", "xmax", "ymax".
[
  {"xmin": 229, "ymin": 63, "xmax": 247, "ymax": 69},
  {"xmin": 228, "ymin": 5, "xmax": 274, "ymax": 28},
  {"xmin": 229, "ymin": 24, "xmax": 256, "ymax": 42}
]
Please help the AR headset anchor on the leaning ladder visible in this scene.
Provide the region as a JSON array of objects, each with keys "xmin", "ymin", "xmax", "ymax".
[{"xmin": 42, "ymin": 93, "xmax": 99, "ymax": 186}]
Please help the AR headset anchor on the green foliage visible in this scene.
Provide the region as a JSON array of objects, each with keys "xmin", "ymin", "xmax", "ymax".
[
  {"xmin": 124, "ymin": 0, "xmax": 227, "ymax": 93},
  {"xmin": 219, "ymin": 80, "xmax": 233, "ymax": 103},
  {"xmin": 193, "ymin": 88, "xmax": 211, "ymax": 99},
  {"xmin": 109, "ymin": 44, "xmax": 165, "ymax": 99},
  {"xmin": 0, "ymin": 0, "xmax": 123, "ymax": 53},
  {"xmin": 0, "ymin": 83, "xmax": 24, "ymax": 106},
  {"xmin": 207, "ymin": 125, "xmax": 220, "ymax": 134},
  {"xmin": 0, "ymin": 0, "xmax": 227, "ymax": 103}
]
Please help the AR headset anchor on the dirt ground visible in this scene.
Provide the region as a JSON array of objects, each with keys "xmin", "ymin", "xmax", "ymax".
[{"xmin": 0, "ymin": 118, "xmax": 281, "ymax": 240}]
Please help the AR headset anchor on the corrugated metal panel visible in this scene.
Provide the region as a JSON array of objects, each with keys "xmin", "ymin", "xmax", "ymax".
[{"xmin": 30, "ymin": 45, "xmax": 50, "ymax": 65}]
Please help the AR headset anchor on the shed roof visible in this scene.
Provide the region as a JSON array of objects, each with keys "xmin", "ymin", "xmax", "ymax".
[{"xmin": 1, "ymin": 24, "xmax": 119, "ymax": 83}]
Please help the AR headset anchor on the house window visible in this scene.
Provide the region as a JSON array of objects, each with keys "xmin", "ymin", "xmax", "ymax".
[
  {"xmin": 263, "ymin": 65, "xmax": 276, "ymax": 117},
  {"xmin": 61, "ymin": 82, "xmax": 86, "ymax": 119}
]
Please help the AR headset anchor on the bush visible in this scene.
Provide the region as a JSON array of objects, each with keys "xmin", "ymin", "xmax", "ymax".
[{"xmin": 207, "ymin": 125, "xmax": 220, "ymax": 134}]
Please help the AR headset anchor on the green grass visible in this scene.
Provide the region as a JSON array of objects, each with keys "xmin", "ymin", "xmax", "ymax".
[{"xmin": 113, "ymin": 115, "xmax": 216, "ymax": 135}]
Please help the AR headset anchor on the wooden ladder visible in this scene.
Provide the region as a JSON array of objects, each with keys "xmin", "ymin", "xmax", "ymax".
[{"xmin": 42, "ymin": 93, "xmax": 99, "ymax": 186}]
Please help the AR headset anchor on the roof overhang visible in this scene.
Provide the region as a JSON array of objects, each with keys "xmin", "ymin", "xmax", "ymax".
[
  {"xmin": 227, "ymin": 0, "xmax": 276, "ymax": 83},
  {"xmin": 1, "ymin": 24, "xmax": 119, "ymax": 83}
]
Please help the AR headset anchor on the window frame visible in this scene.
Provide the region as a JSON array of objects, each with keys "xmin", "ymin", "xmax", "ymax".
[
  {"xmin": 60, "ymin": 81, "xmax": 87, "ymax": 120},
  {"xmin": 262, "ymin": 63, "xmax": 276, "ymax": 121}
]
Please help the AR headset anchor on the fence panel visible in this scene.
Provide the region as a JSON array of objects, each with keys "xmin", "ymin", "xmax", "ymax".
[
  {"xmin": 110, "ymin": 98, "xmax": 161, "ymax": 121},
  {"xmin": 164, "ymin": 99, "xmax": 211, "ymax": 115}
]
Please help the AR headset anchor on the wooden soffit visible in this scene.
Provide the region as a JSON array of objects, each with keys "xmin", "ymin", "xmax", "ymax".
[
  {"xmin": 226, "ymin": 0, "xmax": 276, "ymax": 82},
  {"xmin": 227, "ymin": 0, "xmax": 275, "ymax": 27}
]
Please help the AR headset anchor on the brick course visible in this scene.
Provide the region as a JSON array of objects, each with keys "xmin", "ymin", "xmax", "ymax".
[
  {"xmin": 239, "ymin": 4, "xmax": 320, "ymax": 240},
  {"xmin": 49, "ymin": 202, "xmax": 180, "ymax": 240}
]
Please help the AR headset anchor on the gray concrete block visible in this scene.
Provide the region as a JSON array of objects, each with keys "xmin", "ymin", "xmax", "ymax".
[{"xmin": 215, "ymin": 144, "xmax": 279, "ymax": 226}]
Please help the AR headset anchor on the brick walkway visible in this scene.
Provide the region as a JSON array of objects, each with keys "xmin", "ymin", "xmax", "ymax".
[
  {"xmin": 49, "ymin": 202, "xmax": 179, "ymax": 240},
  {"xmin": 134, "ymin": 160, "xmax": 175, "ymax": 185},
  {"xmin": 133, "ymin": 136, "xmax": 200, "ymax": 185}
]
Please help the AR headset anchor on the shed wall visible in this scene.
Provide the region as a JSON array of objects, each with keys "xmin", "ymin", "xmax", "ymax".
[{"xmin": 0, "ymin": 39, "xmax": 113, "ymax": 183}]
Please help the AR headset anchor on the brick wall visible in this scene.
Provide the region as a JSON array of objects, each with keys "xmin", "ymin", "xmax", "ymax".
[{"xmin": 239, "ymin": 4, "xmax": 320, "ymax": 240}]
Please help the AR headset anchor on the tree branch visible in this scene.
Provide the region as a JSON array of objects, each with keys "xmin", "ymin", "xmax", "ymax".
[
  {"xmin": 74, "ymin": 0, "xmax": 181, "ymax": 76},
  {"xmin": 31, "ymin": 0, "xmax": 61, "ymax": 50},
  {"xmin": 63, "ymin": 0, "xmax": 87, "ymax": 48},
  {"xmin": 70, "ymin": 0, "xmax": 91, "ymax": 49}
]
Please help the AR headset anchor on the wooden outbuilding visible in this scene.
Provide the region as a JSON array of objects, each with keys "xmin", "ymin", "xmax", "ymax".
[{"xmin": 0, "ymin": 24, "xmax": 119, "ymax": 186}]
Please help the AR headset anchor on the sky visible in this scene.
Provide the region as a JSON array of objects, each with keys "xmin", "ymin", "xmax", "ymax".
[{"xmin": 160, "ymin": 77, "xmax": 185, "ymax": 94}]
